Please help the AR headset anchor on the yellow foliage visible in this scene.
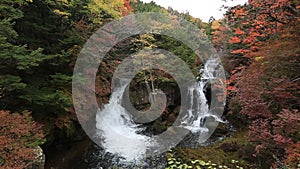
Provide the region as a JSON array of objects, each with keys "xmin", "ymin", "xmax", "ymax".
[
  {"xmin": 254, "ymin": 56, "xmax": 264, "ymax": 61},
  {"xmin": 88, "ymin": 0, "xmax": 124, "ymax": 24},
  {"xmin": 53, "ymin": 9, "xmax": 71, "ymax": 18},
  {"xmin": 57, "ymin": 0, "xmax": 69, "ymax": 3},
  {"xmin": 211, "ymin": 20, "xmax": 220, "ymax": 30}
]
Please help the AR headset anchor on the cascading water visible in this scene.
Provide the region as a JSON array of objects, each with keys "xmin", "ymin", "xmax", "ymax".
[
  {"xmin": 96, "ymin": 79, "xmax": 153, "ymax": 162},
  {"xmin": 95, "ymin": 58, "xmax": 224, "ymax": 164},
  {"xmin": 180, "ymin": 59, "xmax": 224, "ymax": 135}
]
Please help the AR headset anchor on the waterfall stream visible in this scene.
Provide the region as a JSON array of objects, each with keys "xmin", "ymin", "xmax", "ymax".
[
  {"xmin": 96, "ymin": 84, "xmax": 152, "ymax": 162},
  {"xmin": 94, "ymin": 58, "xmax": 225, "ymax": 166},
  {"xmin": 180, "ymin": 59, "xmax": 224, "ymax": 136}
]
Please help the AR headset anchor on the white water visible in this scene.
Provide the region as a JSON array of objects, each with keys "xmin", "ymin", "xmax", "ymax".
[
  {"xmin": 95, "ymin": 58, "xmax": 223, "ymax": 161},
  {"xmin": 96, "ymin": 84, "xmax": 152, "ymax": 161},
  {"xmin": 181, "ymin": 59, "xmax": 224, "ymax": 133}
]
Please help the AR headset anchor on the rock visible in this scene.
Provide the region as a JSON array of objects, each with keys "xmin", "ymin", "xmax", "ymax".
[
  {"xmin": 167, "ymin": 113, "xmax": 177, "ymax": 125},
  {"xmin": 28, "ymin": 146, "xmax": 45, "ymax": 169},
  {"xmin": 152, "ymin": 120, "xmax": 167, "ymax": 133}
]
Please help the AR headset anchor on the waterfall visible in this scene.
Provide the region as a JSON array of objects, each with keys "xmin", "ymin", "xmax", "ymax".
[
  {"xmin": 95, "ymin": 58, "xmax": 223, "ymax": 162},
  {"xmin": 95, "ymin": 82, "xmax": 153, "ymax": 162},
  {"xmin": 180, "ymin": 59, "xmax": 224, "ymax": 133}
]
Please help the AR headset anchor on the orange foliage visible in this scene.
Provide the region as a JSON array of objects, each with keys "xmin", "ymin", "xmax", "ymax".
[
  {"xmin": 285, "ymin": 142, "xmax": 300, "ymax": 166},
  {"xmin": 213, "ymin": 1, "xmax": 300, "ymax": 166},
  {"xmin": 0, "ymin": 111, "xmax": 44, "ymax": 169},
  {"xmin": 122, "ymin": 0, "xmax": 133, "ymax": 16},
  {"xmin": 233, "ymin": 21, "xmax": 299, "ymax": 166},
  {"xmin": 229, "ymin": 36, "xmax": 241, "ymax": 44},
  {"xmin": 235, "ymin": 8, "xmax": 245, "ymax": 17},
  {"xmin": 223, "ymin": 0, "xmax": 299, "ymax": 57},
  {"xmin": 230, "ymin": 49, "xmax": 250, "ymax": 55},
  {"xmin": 212, "ymin": 25, "xmax": 231, "ymax": 52},
  {"xmin": 234, "ymin": 28, "xmax": 245, "ymax": 35}
]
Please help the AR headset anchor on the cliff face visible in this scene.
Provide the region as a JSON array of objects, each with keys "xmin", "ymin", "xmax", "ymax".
[{"xmin": 128, "ymin": 83, "xmax": 180, "ymax": 108}]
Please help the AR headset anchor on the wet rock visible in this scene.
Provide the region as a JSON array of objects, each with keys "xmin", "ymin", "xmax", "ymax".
[
  {"xmin": 152, "ymin": 120, "xmax": 167, "ymax": 133},
  {"xmin": 213, "ymin": 122, "xmax": 230, "ymax": 137}
]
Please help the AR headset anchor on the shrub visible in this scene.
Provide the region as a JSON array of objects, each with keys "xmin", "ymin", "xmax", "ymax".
[{"xmin": 0, "ymin": 110, "xmax": 44, "ymax": 169}]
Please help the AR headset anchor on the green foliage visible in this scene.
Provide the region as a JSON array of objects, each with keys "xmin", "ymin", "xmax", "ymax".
[
  {"xmin": 131, "ymin": 0, "xmax": 166, "ymax": 13},
  {"xmin": 0, "ymin": 0, "xmax": 91, "ymax": 140},
  {"xmin": 0, "ymin": 0, "xmax": 132, "ymax": 147},
  {"xmin": 0, "ymin": 0, "xmax": 54, "ymax": 109},
  {"xmin": 0, "ymin": 75, "xmax": 26, "ymax": 92},
  {"xmin": 154, "ymin": 35, "xmax": 199, "ymax": 72}
]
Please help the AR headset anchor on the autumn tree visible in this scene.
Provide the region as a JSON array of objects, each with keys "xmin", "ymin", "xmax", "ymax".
[
  {"xmin": 0, "ymin": 110, "xmax": 44, "ymax": 169},
  {"xmin": 213, "ymin": 0, "xmax": 300, "ymax": 167},
  {"xmin": 237, "ymin": 28, "xmax": 300, "ymax": 167},
  {"xmin": 225, "ymin": 0, "xmax": 300, "ymax": 56}
]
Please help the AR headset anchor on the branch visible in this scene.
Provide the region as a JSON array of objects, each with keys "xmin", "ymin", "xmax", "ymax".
[
  {"xmin": 286, "ymin": 5, "xmax": 300, "ymax": 18},
  {"xmin": 258, "ymin": 12, "xmax": 287, "ymax": 24},
  {"xmin": 292, "ymin": 77, "xmax": 300, "ymax": 82},
  {"xmin": 267, "ymin": 13, "xmax": 287, "ymax": 24}
]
